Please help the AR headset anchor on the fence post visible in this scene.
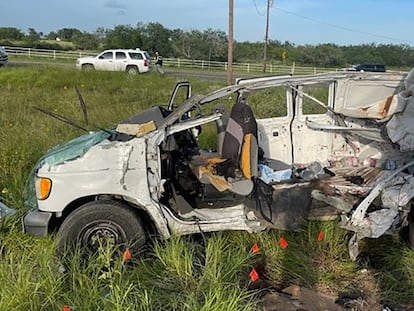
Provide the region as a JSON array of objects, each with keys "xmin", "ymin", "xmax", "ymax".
[
  {"xmin": 225, "ymin": 62, "xmax": 227, "ymax": 71},
  {"xmin": 247, "ymin": 63, "xmax": 250, "ymax": 73},
  {"xmin": 53, "ymin": 50, "xmax": 56, "ymax": 59},
  {"xmin": 28, "ymin": 48, "xmax": 31, "ymax": 58},
  {"xmin": 177, "ymin": 59, "xmax": 180, "ymax": 68},
  {"xmin": 291, "ymin": 62, "xmax": 295, "ymax": 75},
  {"xmin": 202, "ymin": 60, "xmax": 204, "ymax": 69},
  {"xmin": 270, "ymin": 64, "xmax": 272, "ymax": 73}
]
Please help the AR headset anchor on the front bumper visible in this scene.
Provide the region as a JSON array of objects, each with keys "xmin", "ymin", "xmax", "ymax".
[
  {"xmin": 0, "ymin": 201, "xmax": 16, "ymax": 229},
  {"xmin": 22, "ymin": 208, "xmax": 52, "ymax": 237}
]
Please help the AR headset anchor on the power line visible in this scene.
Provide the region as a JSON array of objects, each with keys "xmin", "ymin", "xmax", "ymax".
[
  {"xmin": 274, "ymin": 5, "xmax": 414, "ymax": 45},
  {"xmin": 253, "ymin": 0, "xmax": 265, "ymax": 16}
]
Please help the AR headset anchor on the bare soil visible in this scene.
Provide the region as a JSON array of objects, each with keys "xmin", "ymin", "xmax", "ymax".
[{"xmin": 256, "ymin": 269, "xmax": 413, "ymax": 311}]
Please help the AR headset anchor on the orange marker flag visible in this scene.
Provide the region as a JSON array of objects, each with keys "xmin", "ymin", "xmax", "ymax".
[
  {"xmin": 279, "ymin": 238, "xmax": 288, "ymax": 249},
  {"xmin": 249, "ymin": 268, "xmax": 259, "ymax": 282},
  {"xmin": 63, "ymin": 305, "xmax": 71, "ymax": 311},
  {"xmin": 251, "ymin": 242, "xmax": 259, "ymax": 254},
  {"xmin": 317, "ymin": 231, "xmax": 324, "ymax": 241},
  {"xmin": 123, "ymin": 248, "xmax": 132, "ymax": 263}
]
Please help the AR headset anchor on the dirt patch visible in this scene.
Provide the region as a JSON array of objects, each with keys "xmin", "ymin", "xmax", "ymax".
[{"xmin": 257, "ymin": 269, "xmax": 387, "ymax": 311}]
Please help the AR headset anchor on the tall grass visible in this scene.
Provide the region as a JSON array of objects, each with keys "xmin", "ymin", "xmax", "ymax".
[{"xmin": 1, "ymin": 66, "xmax": 414, "ymax": 309}]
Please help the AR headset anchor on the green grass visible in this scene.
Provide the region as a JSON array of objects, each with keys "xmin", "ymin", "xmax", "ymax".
[{"xmin": 1, "ymin": 66, "xmax": 414, "ymax": 309}]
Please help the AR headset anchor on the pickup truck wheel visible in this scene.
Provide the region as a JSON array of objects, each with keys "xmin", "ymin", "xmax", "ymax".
[
  {"xmin": 126, "ymin": 66, "xmax": 139, "ymax": 75},
  {"xmin": 82, "ymin": 64, "xmax": 94, "ymax": 71},
  {"xmin": 56, "ymin": 200, "xmax": 145, "ymax": 261}
]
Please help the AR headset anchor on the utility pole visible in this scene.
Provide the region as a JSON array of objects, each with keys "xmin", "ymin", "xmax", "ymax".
[
  {"xmin": 227, "ymin": 0, "xmax": 234, "ymax": 85},
  {"xmin": 263, "ymin": 0, "xmax": 273, "ymax": 73}
]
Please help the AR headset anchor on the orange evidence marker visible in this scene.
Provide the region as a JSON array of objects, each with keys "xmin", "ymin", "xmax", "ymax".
[
  {"xmin": 251, "ymin": 242, "xmax": 259, "ymax": 254},
  {"xmin": 123, "ymin": 248, "xmax": 132, "ymax": 263},
  {"xmin": 249, "ymin": 268, "xmax": 259, "ymax": 282},
  {"xmin": 279, "ymin": 238, "xmax": 288, "ymax": 249},
  {"xmin": 317, "ymin": 231, "xmax": 324, "ymax": 241}
]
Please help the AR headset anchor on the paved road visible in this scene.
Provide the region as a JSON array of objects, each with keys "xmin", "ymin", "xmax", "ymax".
[
  {"xmin": 164, "ymin": 69, "xmax": 264, "ymax": 83},
  {"xmin": 164, "ymin": 69, "xmax": 228, "ymax": 82}
]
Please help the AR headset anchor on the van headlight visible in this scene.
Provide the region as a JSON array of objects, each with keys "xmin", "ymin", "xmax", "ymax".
[{"xmin": 35, "ymin": 177, "xmax": 52, "ymax": 200}]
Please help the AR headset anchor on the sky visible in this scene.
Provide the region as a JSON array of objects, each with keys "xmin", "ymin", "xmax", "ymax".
[{"xmin": 1, "ymin": 0, "xmax": 414, "ymax": 46}]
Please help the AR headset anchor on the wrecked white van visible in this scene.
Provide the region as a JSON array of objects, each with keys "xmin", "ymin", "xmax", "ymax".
[{"xmin": 22, "ymin": 69, "xmax": 414, "ymax": 260}]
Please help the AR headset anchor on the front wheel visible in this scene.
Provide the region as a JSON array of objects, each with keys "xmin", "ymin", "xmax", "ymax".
[
  {"xmin": 56, "ymin": 200, "xmax": 146, "ymax": 262},
  {"xmin": 81, "ymin": 64, "xmax": 94, "ymax": 71}
]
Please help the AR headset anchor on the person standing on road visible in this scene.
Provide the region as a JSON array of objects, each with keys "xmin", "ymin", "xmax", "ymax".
[{"xmin": 154, "ymin": 51, "xmax": 164, "ymax": 74}]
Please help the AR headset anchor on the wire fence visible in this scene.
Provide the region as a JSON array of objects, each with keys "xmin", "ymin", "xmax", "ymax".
[{"xmin": 3, "ymin": 45, "xmax": 338, "ymax": 75}]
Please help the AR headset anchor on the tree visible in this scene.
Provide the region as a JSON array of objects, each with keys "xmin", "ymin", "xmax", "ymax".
[
  {"xmin": 204, "ymin": 28, "xmax": 227, "ymax": 61},
  {"xmin": 0, "ymin": 27, "xmax": 25, "ymax": 40},
  {"xmin": 26, "ymin": 28, "xmax": 41, "ymax": 44},
  {"xmin": 168, "ymin": 29, "xmax": 192, "ymax": 58},
  {"xmin": 55, "ymin": 28, "xmax": 83, "ymax": 41},
  {"xmin": 103, "ymin": 25, "xmax": 142, "ymax": 49},
  {"xmin": 167, "ymin": 29, "xmax": 227, "ymax": 60},
  {"xmin": 46, "ymin": 31, "xmax": 58, "ymax": 40},
  {"xmin": 94, "ymin": 27, "xmax": 106, "ymax": 41},
  {"xmin": 72, "ymin": 32, "xmax": 100, "ymax": 50},
  {"xmin": 139, "ymin": 22, "xmax": 172, "ymax": 55}
]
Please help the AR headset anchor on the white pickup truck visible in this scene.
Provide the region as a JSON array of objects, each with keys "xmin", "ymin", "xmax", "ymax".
[{"xmin": 22, "ymin": 69, "xmax": 414, "ymax": 261}]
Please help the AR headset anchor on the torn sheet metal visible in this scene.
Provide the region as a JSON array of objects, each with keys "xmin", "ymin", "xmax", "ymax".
[
  {"xmin": 339, "ymin": 161, "xmax": 414, "ymax": 259},
  {"xmin": 339, "ymin": 95, "xmax": 404, "ymax": 120},
  {"xmin": 386, "ymin": 96, "xmax": 414, "ymax": 151},
  {"xmin": 343, "ymin": 206, "xmax": 401, "ymax": 261},
  {"xmin": 350, "ymin": 161, "xmax": 414, "ymax": 223},
  {"xmin": 333, "ymin": 73, "xmax": 406, "ymax": 119},
  {"xmin": 386, "ymin": 68, "xmax": 414, "ymax": 151},
  {"xmin": 305, "ymin": 119, "xmax": 384, "ymax": 142}
]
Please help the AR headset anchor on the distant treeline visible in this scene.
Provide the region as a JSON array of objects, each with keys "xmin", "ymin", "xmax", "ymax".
[{"xmin": 1, "ymin": 24, "xmax": 413, "ymax": 68}]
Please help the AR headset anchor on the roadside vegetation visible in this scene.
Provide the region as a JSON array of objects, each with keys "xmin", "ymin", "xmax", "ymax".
[{"xmin": 1, "ymin": 66, "xmax": 414, "ymax": 310}]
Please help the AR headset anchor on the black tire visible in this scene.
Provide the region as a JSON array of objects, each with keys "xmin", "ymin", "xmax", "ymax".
[
  {"xmin": 126, "ymin": 66, "xmax": 139, "ymax": 75},
  {"xmin": 57, "ymin": 200, "xmax": 146, "ymax": 261},
  {"xmin": 82, "ymin": 64, "xmax": 94, "ymax": 71}
]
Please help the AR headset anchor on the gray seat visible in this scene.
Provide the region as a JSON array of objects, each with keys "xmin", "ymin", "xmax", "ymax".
[
  {"xmin": 190, "ymin": 98, "xmax": 259, "ymax": 196},
  {"xmin": 211, "ymin": 104, "xmax": 230, "ymax": 156}
]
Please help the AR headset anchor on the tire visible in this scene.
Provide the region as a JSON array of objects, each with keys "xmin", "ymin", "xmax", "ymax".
[
  {"xmin": 81, "ymin": 64, "xmax": 94, "ymax": 71},
  {"xmin": 126, "ymin": 66, "xmax": 139, "ymax": 75},
  {"xmin": 56, "ymin": 200, "xmax": 146, "ymax": 261}
]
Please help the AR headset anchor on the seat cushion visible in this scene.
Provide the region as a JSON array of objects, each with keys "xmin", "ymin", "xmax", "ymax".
[{"xmin": 189, "ymin": 155, "xmax": 254, "ymax": 195}]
